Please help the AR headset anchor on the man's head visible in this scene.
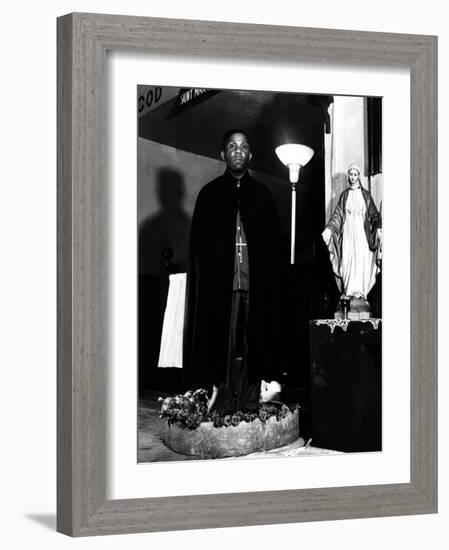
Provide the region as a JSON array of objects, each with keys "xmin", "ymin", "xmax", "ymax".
[{"xmin": 221, "ymin": 129, "xmax": 252, "ymax": 177}]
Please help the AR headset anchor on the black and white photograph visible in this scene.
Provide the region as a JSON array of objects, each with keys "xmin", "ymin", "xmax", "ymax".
[
  {"xmin": 137, "ymin": 85, "xmax": 383, "ymax": 462},
  {"xmin": 2, "ymin": 0, "xmax": 442, "ymax": 545}
]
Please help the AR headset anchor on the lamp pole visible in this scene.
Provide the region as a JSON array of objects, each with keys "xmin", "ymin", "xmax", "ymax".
[{"xmin": 290, "ymin": 180, "xmax": 296, "ymax": 265}]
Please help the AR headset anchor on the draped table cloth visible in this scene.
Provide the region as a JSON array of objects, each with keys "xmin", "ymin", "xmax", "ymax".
[{"xmin": 309, "ymin": 319, "xmax": 382, "ymax": 452}]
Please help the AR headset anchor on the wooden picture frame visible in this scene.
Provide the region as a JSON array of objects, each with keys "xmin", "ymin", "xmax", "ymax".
[{"xmin": 57, "ymin": 12, "xmax": 437, "ymax": 536}]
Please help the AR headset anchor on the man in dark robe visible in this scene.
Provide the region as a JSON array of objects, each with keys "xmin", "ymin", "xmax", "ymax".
[{"xmin": 184, "ymin": 129, "xmax": 284, "ymax": 413}]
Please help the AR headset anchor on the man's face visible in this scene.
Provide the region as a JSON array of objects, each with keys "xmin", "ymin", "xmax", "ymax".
[{"xmin": 221, "ymin": 132, "xmax": 252, "ymax": 175}]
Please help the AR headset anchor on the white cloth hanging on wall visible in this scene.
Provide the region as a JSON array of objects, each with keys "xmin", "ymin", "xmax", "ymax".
[{"xmin": 157, "ymin": 273, "xmax": 186, "ymax": 368}]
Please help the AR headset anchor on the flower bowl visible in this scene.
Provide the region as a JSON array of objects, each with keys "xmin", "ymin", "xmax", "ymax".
[{"xmin": 163, "ymin": 406, "xmax": 300, "ymax": 458}]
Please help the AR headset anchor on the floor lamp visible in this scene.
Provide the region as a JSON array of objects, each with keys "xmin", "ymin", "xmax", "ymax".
[{"xmin": 275, "ymin": 144, "xmax": 314, "ymax": 264}]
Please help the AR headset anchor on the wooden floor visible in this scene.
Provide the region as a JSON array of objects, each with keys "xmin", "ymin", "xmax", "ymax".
[
  {"xmin": 138, "ymin": 390, "xmax": 199, "ymax": 462},
  {"xmin": 138, "ymin": 390, "xmax": 341, "ymax": 463}
]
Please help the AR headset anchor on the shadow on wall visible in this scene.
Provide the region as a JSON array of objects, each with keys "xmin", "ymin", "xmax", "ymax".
[{"xmin": 139, "ymin": 167, "xmax": 192, "ymax": 275}]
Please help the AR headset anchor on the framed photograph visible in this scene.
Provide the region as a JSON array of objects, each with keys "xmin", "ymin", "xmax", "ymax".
[{"xmin": 57, "ymin": 13, "xmax": 437, "ymax": 536}]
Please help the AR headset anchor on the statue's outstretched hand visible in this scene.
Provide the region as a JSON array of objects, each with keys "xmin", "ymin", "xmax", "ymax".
[{"xmin": 322, "ymin": 228, "xmax": 332, "ymax": 246}]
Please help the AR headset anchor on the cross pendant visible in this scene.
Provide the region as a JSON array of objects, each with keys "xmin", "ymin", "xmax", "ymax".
[{"xmin": 236, "ymin": 238, "xmax": 247, "ymax": 264}]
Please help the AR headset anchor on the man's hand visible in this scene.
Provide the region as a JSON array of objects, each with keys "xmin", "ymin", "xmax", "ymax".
[
  {"xmin": 207, "ymin": 385, "xmax": 219, "ymax": 412},
  {"xmin": 376, "ymin": 228, "xmax": 383, "ymax": 246}
]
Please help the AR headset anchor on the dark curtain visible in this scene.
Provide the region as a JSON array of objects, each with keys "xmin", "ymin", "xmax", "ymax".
[{"xmin": 367, "ymin": 97, "xmax": 382, "ymax": 176}]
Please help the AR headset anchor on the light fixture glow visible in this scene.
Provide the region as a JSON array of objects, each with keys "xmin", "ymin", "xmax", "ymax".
[{"xmin": 275, "ymin": 144, "xmax": 314, "ymax": 183}]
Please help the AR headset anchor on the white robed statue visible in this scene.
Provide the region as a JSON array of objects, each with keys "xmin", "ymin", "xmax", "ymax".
[{"xmin": 322, "ymin": 164, "xmax": 382, "ymax": 316}]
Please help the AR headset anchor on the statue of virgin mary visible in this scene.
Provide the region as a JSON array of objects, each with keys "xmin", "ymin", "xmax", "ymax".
[{"xmin": 322, "ymin": 164, "xmax": 382, "ymax": 315}]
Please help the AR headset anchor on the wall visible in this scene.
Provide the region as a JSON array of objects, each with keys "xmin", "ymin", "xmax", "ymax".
[
  {"xmin": 325, "ymin": 96, "xmax": 384, "ymax": 222},
  {"xmin": 1, "ymin": 2, "xmax": 446, "ymax": 550},
  {"xmin": 138, "ymin": 138, "xmax": 293, "ymax": 274},
  {"xmin": 137, "ymin": 138, "xmax": 223, "ymax": 273}
]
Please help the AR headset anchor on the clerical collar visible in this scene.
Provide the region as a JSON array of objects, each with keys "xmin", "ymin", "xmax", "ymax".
[
  {"xmin": 349, "ymin": 183, "xmax": 361, "ymax": 190},
  {"xmin": 224, "ymin": 169, "xmax": 250, "ymax": 185}
]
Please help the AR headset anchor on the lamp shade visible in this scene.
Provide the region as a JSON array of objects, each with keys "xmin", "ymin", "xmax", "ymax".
[{"xmin": 275, "ymin": 143, "xmax": 314, "ymax": 168}]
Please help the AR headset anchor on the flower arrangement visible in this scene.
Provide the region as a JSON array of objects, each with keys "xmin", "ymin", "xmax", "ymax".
[
  {"xmin": 158, "ymin": 389, "xmax": 209, "ymax": 430},
  {"xmin": 159, "ymin": 389, "xmax": 298, "ymax": 430}
]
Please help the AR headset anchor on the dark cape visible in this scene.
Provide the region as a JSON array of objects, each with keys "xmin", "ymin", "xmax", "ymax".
[{"xmin": 183, "ymin": 170, "xmax": 285, "ymax": 389}]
